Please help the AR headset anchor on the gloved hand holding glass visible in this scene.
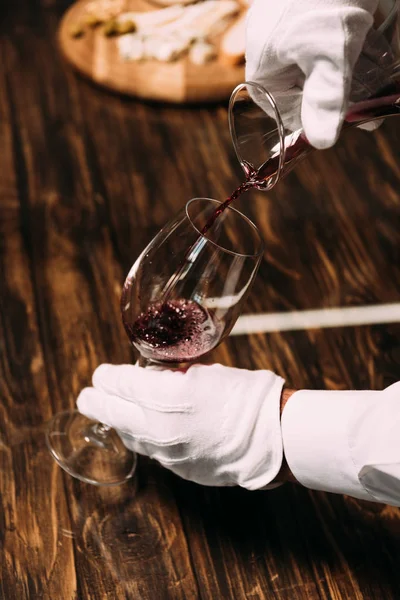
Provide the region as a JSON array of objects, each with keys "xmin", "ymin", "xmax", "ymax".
[
  {"xmin": 48, "ymin": 198, "xmax": 266, "ymax": 486},
  {"xmin": 78, "ymin": 363, "xmax": 285, "ymax": 490}
]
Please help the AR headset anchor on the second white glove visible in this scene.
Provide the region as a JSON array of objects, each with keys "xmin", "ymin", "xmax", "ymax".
[{"xmin": 77, "ymin": 363, "xmax": 285, "ymax": 490}]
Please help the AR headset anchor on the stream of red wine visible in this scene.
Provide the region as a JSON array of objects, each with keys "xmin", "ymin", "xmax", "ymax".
[{"xmin": 127, "ymin": 88, "xmax": 400, "ymax": 361}]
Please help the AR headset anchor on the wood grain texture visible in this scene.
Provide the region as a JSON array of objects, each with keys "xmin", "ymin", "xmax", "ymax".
[
  {"xmin": 58, "ymin": 0, "xmax": 246, "ymax": 103},
  {"xmin": 0, "ymin": 0, "xmax": 400, "ymax": 598}
]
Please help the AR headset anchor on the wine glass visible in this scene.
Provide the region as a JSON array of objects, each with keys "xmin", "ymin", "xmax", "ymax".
[
  {"xmin": 229, "ymin": 0, "xmax": 400, "ymax": 190},
  {"xmin": 121, "ymin": 197, "xmax": 264, "ymax": 368},
  {"xmin": 46, "ymin": 197, "xmax": 263, "ymax": 485}
]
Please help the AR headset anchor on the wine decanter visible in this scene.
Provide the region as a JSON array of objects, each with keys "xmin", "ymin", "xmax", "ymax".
[{"xmin": 229, "ymin": 0, "xmax": 400, "ymax": 191}]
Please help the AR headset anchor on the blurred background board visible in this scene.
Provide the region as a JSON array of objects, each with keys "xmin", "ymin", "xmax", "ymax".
[{"xmin": 59, "ymin": 0, "xmax": 246, "ymax": 102}]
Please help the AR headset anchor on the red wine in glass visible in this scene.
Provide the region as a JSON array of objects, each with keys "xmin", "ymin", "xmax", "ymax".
[{"xmin": 126, "ymin": 298, "xmax": 223, "ymax": 363}]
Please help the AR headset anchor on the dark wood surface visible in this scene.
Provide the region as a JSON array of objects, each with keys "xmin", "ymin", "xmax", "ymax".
[{"xmin": 1, "ymin": 1, "xmax": 400, "ymax": 598}]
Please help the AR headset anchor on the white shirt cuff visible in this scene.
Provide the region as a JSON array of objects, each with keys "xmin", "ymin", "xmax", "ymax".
[{"xmin": 281, "ymin": 389, "xmax": 382, "ymax": 501}]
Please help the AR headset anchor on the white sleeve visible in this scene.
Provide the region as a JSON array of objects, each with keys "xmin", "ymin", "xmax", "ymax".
[{"xmin": 281, "ymin": 382, "xmax": 400, "ymax": 506}]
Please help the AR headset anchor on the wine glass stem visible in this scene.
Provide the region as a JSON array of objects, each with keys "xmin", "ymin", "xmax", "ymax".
[
  {"xmin": 93, "ymin": 423, "xmax": 111, "ymax": 436},
  {"xmin": 138, "ymin": 355, "xmax": 186, "ymax": 370},
  {"xmin": 138, "ymin": 355, "xmax": 154, "ymax": 368}
]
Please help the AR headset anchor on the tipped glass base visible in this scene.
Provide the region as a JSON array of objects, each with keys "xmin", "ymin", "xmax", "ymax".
[{"xmin": 46, "ymin": 410, "xmax": 137, "ymax": 486}]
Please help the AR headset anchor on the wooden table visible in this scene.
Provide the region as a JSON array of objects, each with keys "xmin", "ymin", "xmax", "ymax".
[{"xmin": 1, "ymin": 1, "xmax": 400, "ymax": 598}]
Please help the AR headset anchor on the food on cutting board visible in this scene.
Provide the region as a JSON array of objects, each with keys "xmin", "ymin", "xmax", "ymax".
[
  {"xmin": 219, "ymin": 10, "xmax": 246, "ymax": 65},
  {"xmin": 144, "ymin": 0, "xmax": 198, "ymax": 5},
  {"xmin": 86, "ymin": 0, "xmax": 127, "ymax": 20},
  {"xmin": 69, "ymin": 0, "xmax": 247, "ymax": 66}
]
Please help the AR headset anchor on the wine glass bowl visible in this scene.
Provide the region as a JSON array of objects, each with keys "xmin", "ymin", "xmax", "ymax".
[{"xmin": 121, "ymin": 197, "xmax": 264, "ymax": 367}]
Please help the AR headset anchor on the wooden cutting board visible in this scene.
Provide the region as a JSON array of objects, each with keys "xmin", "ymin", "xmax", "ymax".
[{"xmin": 58, "ymin": 0, "xmax": 246, "ymax": 103}]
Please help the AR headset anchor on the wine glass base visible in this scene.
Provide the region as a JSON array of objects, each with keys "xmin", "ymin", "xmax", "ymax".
[{"xmin": 46, "ymin": 410, "xmax": 137, "ymax": 486}]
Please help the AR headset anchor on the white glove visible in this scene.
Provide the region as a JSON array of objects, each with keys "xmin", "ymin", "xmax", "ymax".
[
  {"xmin": 246, "ymin": 0, "xmax": 379, "ymax": 149},
  {"xmin": 77, "ymin": 363, "xmax": 285, "ymax": 490}
]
